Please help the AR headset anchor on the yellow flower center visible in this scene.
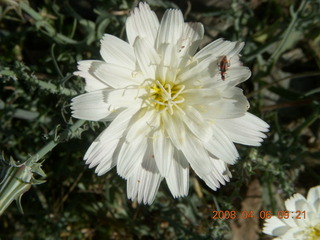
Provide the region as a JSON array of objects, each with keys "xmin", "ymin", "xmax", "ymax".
[
  {"xmin": 149, "ymin": 80, "xmax": 185, "ymax": 114},
  {"xmin": 307, "ymin": 225, "xmax": 320, "ymax": 240}
]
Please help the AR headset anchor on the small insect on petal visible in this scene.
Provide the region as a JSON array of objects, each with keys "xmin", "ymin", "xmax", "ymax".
[{"xmin": 219, "ymin": 56, "xmax": 230, "ymax": 81}]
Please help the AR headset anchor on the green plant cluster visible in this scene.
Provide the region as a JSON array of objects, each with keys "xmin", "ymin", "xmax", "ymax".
[{"xmin": 0, "ymin": 0, "xmax": 319, "ymax": 239}]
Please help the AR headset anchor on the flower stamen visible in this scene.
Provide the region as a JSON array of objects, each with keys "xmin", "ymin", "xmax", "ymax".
[
  {"xmin": 307, "ymin": 225, "xmax": 320, "ymax": 240},
  {"xmin": 148, "ymin": 80, "xmax": 185, "ymax": 115}
]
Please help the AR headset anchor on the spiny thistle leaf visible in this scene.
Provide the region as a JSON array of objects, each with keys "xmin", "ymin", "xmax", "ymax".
[{"xmin": 0, "ymin": 154, "xmax": 46, "ymax": 215}]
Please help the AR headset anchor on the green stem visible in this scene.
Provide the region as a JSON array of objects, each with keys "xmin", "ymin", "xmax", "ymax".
[
  {"xmin": 267, "ymin": 176, "xmax": 276, "ymax": 213},
  {"xmin": 28, "ymin": 120, "xmax": 86, "ymax": 163},
  {"xmin": 265, "ymin": 0, "xmax": 308, "ymax": 72},
  {"xmin": 0, "ymin": 120, "xmax": 86, "ymax": 216},
  {"xmin": 29, "ymin": 75, "xmax": 78, "ymax": 96},
  {"xmin": 11, "ymin": 61, "xmax": 77, "ymax": 96},
  {"xmin": 294, "ymin": 110, "xmax": 320, "ymax": 140},
  {"xmin": 0, "ymin": 165, "xmax": 32, "ymax": 215},
  {"xmin": 20, "ymin": 2, "xmax": 78, "ymax": 45},
  {"xmin": 51, "ymin": 44, "xmax": 64, "ymax": 79}
]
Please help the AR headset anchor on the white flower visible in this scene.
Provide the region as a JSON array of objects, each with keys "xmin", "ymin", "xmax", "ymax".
[
  {"xmin": 263, "ymin": 186, "xmax": 320, "ymax": 240},
  {"xmin": 71, "ymin": 3, "xmax": 269, "ymax": 204}
]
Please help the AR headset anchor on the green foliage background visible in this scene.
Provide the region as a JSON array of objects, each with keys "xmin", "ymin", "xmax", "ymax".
[{"xmin": 0, "ymin": 0, "xmax": 319, "ymax": 239}]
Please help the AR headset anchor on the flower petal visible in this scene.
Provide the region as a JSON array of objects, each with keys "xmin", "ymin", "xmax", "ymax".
[
  {"xmin": 203, "ymin": 87, "xmax": 249, "ymax": 119},
  {"xmin": 117, "ymin": 136, "xmax": 148, "ymax": 179},
  {"xmin": 194, "ymin": 39, "xmax": 230, "ymax": 59},
  {"xmin": 117, "ymin": 109, "xmax": 157, "ymax": 178},
  {"xmin": 285, "ymin": 193, "xmax": 308, "ymax": 212},
  {"xmin": 74, "ymin": 60, "xmax": 108, "ymax": 92},
  {"xmin": 227, "ymin": 41, "xmax": 245, "ymax": 58},
  {"xmin": 125, "ymin": 108, "xmax": 157, "ymax": 143},
  {"xmin": 92, "ymin": 62, "xmax": 140, "ymax": 88},
  {"xmin": 162, "ymin": 111, "xmax": 186, "ymax": 150},
  {"xmin": 178, "ymin": 22, "xmax": 204, "ymax": 67},
  {"xmin": 183, "ymin": 106, "xmax": 213, "ymax": 143},
  {"xmin": 156, "ymin": 8, "xmax": 184, "ymax": 47},
  {"xmin": 133, "ymin": 37, "xmax": 160, "ymax": 79},
  {"xmin": 97, "ymin": 105, "xmax": 141, "ymax": 142},
  {"xmin": 178, "ymin": 56, "xmax": 214, "ymax": 85},
  {"xmin": 165, "ymin": 150, "xmax": 189, "ymax": 198},
  {"xmin": 106, "ymin": 88, "xmax": 144, "ymax": 108},
  {"xmin": 281, "ymin": 227, "xmax": 308, "ymax": 239},
  {"xmin": 72, "ymin": 87, "xmax": 142, "ymax": 121},
  {"xmin": 100, "ymin": 34, "xmax": 135, "ymax": 69},
  {"xmin": 183, "ymin": 88, "xmax": 221, "ymax": 106},
  {"xmin": 127, "ymin": 146, "xmax": 162, "ymax": 205},
  {"xmin": 204, "ymin": 124, "xmax": 239, "ymax": 164},
  {"xmin": 201, "ymin": 158, "xmax": 231, "ymax": 191},
  {"xmin": 195, "ymin": 40, "xmax": 243, "ymax": 60},
  {"xmin": 155, "ymin": 44, "xmax": 179, "ymax": 83},
  {"xmin": 153, "ymin": 128, "xmax": 174, "ymax": 177},
  {"xmin": 216, "ymin": 112, "xmax": 269, "ymax": 146},
  {"xmin": 263, "ymin": 216, "xmax": 292, "ymax": 236},
  {"xmin": 71, "ymin": 90, "xmax": 113, "ymax": 121},
  {"xmin": 180, "ymin": 130, "xmax": 212, "ymax": 175},
  {"xmin": 83, "ymin": 106, "xmax": 141, "ymax": 174},
  {"xmin": 307, "ymin": 186, "xmax": 320, "ymax": 211},
  {"xmin": 88, "ymin": 138, "xmax": 119, "ymax": 172},
  {"xmin": 126, "ymin": 2, "xmax": 159, "ymax": 46},
  {"xmin": 225, "ymin": 66, "xmax": 251, "ymax": 86}
]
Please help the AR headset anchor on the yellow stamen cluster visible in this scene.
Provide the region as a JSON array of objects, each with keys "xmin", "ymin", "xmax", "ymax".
[
  {"xmin": 307, "ymin": 225, "xmax": 320, "ymax": 240},
  {"xmin": 149, "ymin": 80, "xmax": 185, "ymax": 114}
]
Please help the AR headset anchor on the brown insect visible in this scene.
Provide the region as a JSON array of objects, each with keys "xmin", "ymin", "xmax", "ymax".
[{"xmin": 219, "ymin": 56, "xmax": 230, "ymax": 81}]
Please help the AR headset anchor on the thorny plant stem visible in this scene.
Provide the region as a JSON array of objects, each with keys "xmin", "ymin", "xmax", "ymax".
[
  {"xmin": 29, "ymin": 75, "xmax": 77, "ymax": 96},
  {"xmin": 0, "ymin": 120, "xmax": 86, "ymax": 216},
  {"xmin": 27, "ymin": 120, "xmax": 86, "ymax": 163}
]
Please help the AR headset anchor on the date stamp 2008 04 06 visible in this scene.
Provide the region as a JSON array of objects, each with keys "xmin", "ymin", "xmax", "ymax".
[{"xmin": 212, "ymin": 210, "xmax": 306, "ymax": 220}]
